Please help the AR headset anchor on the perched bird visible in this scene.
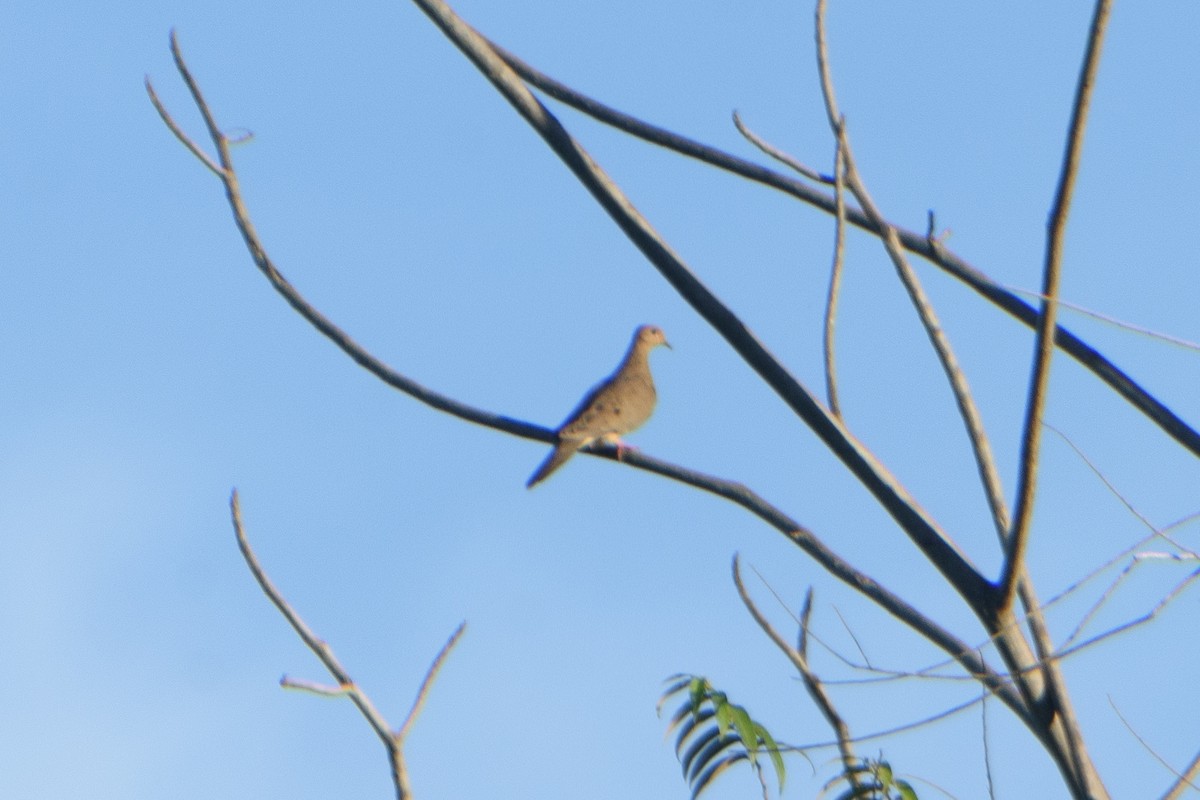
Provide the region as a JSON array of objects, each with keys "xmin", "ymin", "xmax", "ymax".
[{"xmin": 526, "ymin": 325, "xmax": 670, "ymax": 488}]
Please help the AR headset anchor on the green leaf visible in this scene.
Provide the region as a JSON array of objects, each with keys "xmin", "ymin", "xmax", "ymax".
[
  {"xmin": 713, "ymin": 699, "xmax": 734, "ymax": 739},
  {"xmin": 727, "ymin": 706, "xmax": 758, "ymax": 767},
  {"xmin": 658, "ymin": 675, "xmax": 695, "ymax": 714},
  {"xmin": 755, "ymin": 723, "xmax": 786, "ymax": 792},
  {"xmin": 687, "ymin": 677, "xmax": 709, "ymax": 714}
]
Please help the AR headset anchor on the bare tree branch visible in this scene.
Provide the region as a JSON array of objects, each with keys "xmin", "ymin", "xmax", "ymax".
[
  {"xmin": 150, "ymin": 4, "xmax": 1188, "ymax": 795},
  {"xmin": 729, "ymin": 114, "xmax": 846, "ymax": 416},
  {"xmin": 981, "ymin": 671, "xmax": 998, "ymax": 800},
  {"xmin": 813, "ymin": 0, "xmax": 1009, "ymax": 550},
  {"xmin": 487, "ymin": 38, "xmax": 1200, "ymax": 462},
  {"xmin": 231, "ymin": 490, "xmax": 464, "ymax": 799},
  {"xmin": 1161, "ymin": 749, "xmax": 1200, "ymax": 800},
  {"xmin": 145, "ymin": 77, "xmax": 224, "ymax": 176},
  {"xmin": 986, "ymin": 6, "xmax": 1115, "ymax": 779},
  {"xmin": 407, "ymin": 0, "xmax": 997, "ymax": 628},
  {"xmin": 732, "ymin": 556, "xmax": 860, "ymax": 789},
  {"xmin": 731, "ymin": 110, "xmax": 829, "ymax": 184},
  {"xmin": 1006, "ymin": 287, "xmax": 1200, "ymax": 353},
  {"xmin": 1109, "ymin": 697, "xmax": 1200, "ymax": 798},
  {"xmin": 148, "ymin": 26, "xmax": 1029, "ymax": 727},
  {"xmin": 399, "ymin": 623, "xmax": 467, "ymax": 742},
  {"xmin": 811, "ymin": 3, "xmax": 1108, "ymax": 795},
  {"xmin": 1004, "ymin": 0, "xmax": 1113, "ymax": 610},
  {"xmin": 810, "ymin": 5, "xmax": 1068, "ymax": 768},
  {"xmin": 776, "ymin": 694, "xmax": 986, "ymax": 754},
  {"xmin": 824, "ymin": 135, "xmax": 847, "ymax": 418}
]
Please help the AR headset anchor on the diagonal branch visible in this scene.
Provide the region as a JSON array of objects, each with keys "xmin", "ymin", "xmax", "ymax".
[
  {"xmin": 1002, "ymin": 0, "xmax": 1113, "ymax": 609},
  {"xmin": 807, "ymin": 17, "xmax": 1096, "ymax": 748},
  {"xmin": 402, "ymin": 0, "xmax": 993, "ymax": 614},
  {"xmin": 732, "ymin": 110, "xmax": 829, "ymax": 184},
  {"xmin": 810, "ymin": 0, "xmax": 1064, "ymax": 737},
  {"xmin": 1109, "ymin": 697, "xmax": 1200, "ymax": 799},
  {"xmin": 733, "ymin": 556, "xmax": 860, "ymax": 790},
  {"xmin": 487, "ymin": 39, "xmax": 1200, "ymax": 462},
  {"xmin": 731, "ymin": 113, "xmax": 846, "ymax": 416},
  {"xmin": 810, "ymin": 4, "xmax": 1107, "ymax": 798},
  {"xmin": 813, "ymin": 0, "xmax": 1009, "ymax": 552},
  {"xmin": 147, "ymin": 33, "xmax": 541, "ymax": 445},
  {"xmin": 398, "ymin": 622, "xmax": 468, "ymax": 741},
  {"xmin": 148, "ymin": 30, "xmax": 1029, "ymax": 725}
]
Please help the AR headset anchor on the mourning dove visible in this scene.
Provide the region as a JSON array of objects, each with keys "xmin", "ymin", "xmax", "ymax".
[{"xmin": 526, "ymin": 325, "xmax": 670, "ymax": 488}]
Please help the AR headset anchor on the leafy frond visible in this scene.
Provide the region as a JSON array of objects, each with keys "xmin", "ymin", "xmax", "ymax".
[{"xmin": 659, "ymin": 675, "xmax": 786, "ymax": 798}]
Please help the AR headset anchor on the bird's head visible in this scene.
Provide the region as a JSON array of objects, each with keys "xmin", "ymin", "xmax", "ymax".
[{"xmin": 635, "ymin": 324, "xmax": 671, "ymax": 351}]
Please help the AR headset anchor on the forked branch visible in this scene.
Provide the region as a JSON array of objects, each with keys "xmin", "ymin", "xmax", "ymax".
[
  {"xmin": 488, "ymin": 37, "xmax": 1200, "ymax": 462},
  {"xmin": 147, "ymin": 27, "xmax": 1026, "ymax": 725},
  {"xmin": 230, "ymin": 490, "xmax": 465, "ymax": 799},
  {"xmin": 733, "ymin": 556, "xmax": 860, "ymax": 790}
]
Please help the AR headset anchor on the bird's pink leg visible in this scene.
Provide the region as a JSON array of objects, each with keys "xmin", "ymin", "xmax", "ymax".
[{"xmin": 603, "ymin": 434, "xmax": 640, "ymax": 462}]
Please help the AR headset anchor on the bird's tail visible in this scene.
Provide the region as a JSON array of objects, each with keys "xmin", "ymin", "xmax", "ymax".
[{"xmin": 526, "ymin": 443, "xmax": 577, "ymax": 489}]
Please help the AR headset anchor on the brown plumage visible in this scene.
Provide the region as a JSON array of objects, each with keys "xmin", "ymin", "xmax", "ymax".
[{"xmin": 526, "ymin": 325, "xmax": 670, "ymax": 488}]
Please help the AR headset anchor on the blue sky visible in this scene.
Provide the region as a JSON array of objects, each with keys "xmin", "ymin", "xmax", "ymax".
[{"xmin": 3, "ymin": 2, "xmax": 1199, "ymax": 798}]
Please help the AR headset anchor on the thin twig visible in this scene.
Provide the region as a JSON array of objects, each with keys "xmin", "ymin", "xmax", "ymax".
[
  {"xmin": 230, "ymin": 490, "xmax": 466, "ymax": 800},
  {"xmin": 729, "ymin": 111, "xmax": 846, "ymax": 416},
  {"xmin": 230, "ymin": 490, "xmax": 409, "ymax": 798},
  {"xmin": 823, "ymin": 134, "xmax": 847, "ymax": 417},
  {"xmin": 831, "ymin": 605, "xmax": 869, "ymax": 668},
  {"xmin": 1052, "ymin": 564, "xmax": 1200, "ymax": 662},
  {"xmin": 815, "ymin": 0, "xmax": 1010, "ymax": 551},
  {"xmin": 1044, "ymin": 422, "xmax": 1199, "ymax": 648},
  {"xmin": 144, "ymin": 76, "xmax": 224, "ymax": 176},
  {"xmin": 1003, "ymin": 0, "xmax": 1113, "ymax": 609},
  {"xmin": 1065, "ymin": 552, "xmax": 1200, "ymax": 648},
  {"xmin": 398, "ymin": 622, "xmax": 467, "ymax": 741},
  {"xmin": 1047, "ymin": 423, "xmax": 1198, "ymax": 557},
  {"xmin": 1109, "ymin": 697, "xmax": 1200, "ymax": 796},
  {"xmin": 281, "ymin": 677, "xmax": 354, "ymax": 696},
  {"xmin": 1005, "ymin": 286, "xmax": 1200, "ymax": 352},
  {"xmin": 733, "ymin": 556, "xmax": 860, "ymax": 791},
  {"xmin": 731, "ymin": 110, "xmax": 830, "ymax": 184},
  {"xmin": 1032, "ymin": 507, "xmax": 1200, "ymax": 654},
  {"xmin": 981, "ymin": 673, "xmax": 997, "ymax": 800},
  {"xmin": 777, "ymin": 693, "xmax": 986, "ymax": 753}
]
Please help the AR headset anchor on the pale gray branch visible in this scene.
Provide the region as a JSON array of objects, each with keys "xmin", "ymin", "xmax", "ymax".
[
  {"xmin": 230, "ymin": 490, "xmax": 465, "ymax": 800},
  {"xmin": 1003, "ymin": 0, "xmax": 1113, "ymax": 609}
]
